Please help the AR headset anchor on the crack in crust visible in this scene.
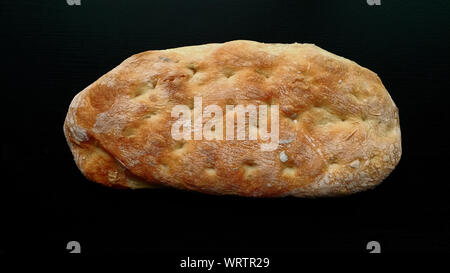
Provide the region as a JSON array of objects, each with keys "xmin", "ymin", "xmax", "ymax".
[{"xmin": 63, "ymin": 40, "xmax": 401, "ymax": 197}]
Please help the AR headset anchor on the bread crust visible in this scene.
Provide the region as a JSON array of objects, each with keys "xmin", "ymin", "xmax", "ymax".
[{"xmin": 64, "ymin": 40, "xmax": 401, "ymax": 197}]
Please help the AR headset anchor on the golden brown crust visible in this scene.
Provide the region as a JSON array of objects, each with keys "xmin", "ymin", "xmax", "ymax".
[{"xmin": 63, "ymin": 40, "xmax": 401, "ymax": 197}]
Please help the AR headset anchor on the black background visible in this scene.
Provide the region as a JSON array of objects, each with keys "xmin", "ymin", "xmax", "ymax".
[{"xmin": 2, "ymin": 0, "xmax": 450, "ymax": 261}]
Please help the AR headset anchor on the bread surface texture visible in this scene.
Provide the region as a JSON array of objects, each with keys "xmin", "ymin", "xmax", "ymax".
[{"xmin": 64, "ymin": 40, "xmax": 401, "ymax": 197}]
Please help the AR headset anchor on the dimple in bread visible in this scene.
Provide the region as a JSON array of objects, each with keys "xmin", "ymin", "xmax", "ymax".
[{"xmin": 63, "ymin": 40, "xmax": 401, "ymax": 197}]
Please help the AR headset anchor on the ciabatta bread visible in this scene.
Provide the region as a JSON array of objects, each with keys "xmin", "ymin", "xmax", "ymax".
[{"xmin": 64, "ymin": 40, "xmax": 401, "ymax": 197}]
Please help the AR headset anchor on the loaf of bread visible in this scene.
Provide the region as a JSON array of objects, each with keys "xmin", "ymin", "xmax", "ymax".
[{"xmin": 64, "ymin": 40, "xmax": 401, "ymax": 197}]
